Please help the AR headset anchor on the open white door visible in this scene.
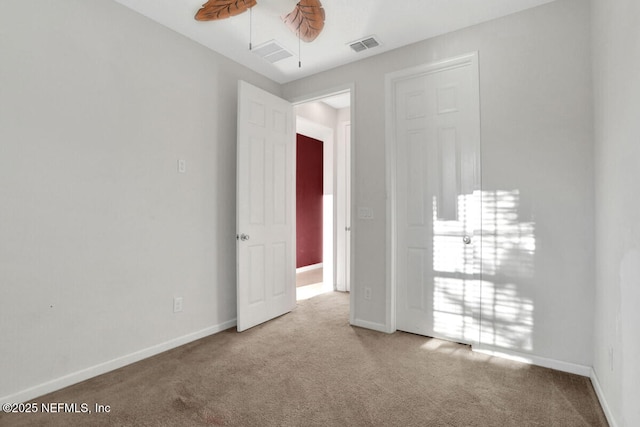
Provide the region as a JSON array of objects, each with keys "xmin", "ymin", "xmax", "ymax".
[{"xmin": 237, "ymin": 81, "xmax": 295, "ymax": 332}]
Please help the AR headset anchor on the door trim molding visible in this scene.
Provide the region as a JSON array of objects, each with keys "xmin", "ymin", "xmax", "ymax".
[{"xmin": 384, "ymin": 52, "xmax": 480, "ymax": 334}]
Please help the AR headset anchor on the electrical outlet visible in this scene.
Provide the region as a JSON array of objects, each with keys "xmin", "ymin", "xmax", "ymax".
[
  {"xmin": 364, "ymin": 287, "xmax": 372, "ymax": 300},
  {"xmin": 173, "ymin": 297, "xmax": 183, "ymax": 313},
  {"xmin": 178, "ymin": 159, "xmax": 186, "ymax": 174}
]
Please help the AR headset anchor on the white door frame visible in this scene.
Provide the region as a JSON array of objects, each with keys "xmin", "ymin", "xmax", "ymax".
[
  {"xmin": 289, "ymin": 84, "xmax": 355, "ymax": 325},
  {"xmin": 336, "ymin": 120, "xmax": 351, "ymax": 293},
  {"xmin": 385, "ymin": 52, "xmax": 481, "ymax": 334}
]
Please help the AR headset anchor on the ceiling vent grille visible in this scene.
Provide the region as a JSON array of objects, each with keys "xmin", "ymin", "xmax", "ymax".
[
  {"xmin": 348, "ymin": 36, "xmax": 381, "ymax": 53},
  {"xmin": 252, "ymin": 40, "xmax": 293, "ymax": 64}
]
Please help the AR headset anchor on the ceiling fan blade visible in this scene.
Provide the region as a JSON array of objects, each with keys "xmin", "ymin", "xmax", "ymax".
[
  {"xmin": 195, "ymin": 0, "xmax": 257, "ymax": 21},
  {"xmin": 282, "ymin": 0, "xmax": 325, "ymax": 43}
]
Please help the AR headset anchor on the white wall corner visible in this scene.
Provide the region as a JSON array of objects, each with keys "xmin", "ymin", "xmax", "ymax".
[{"xmin": 590, "ymin": 368, "xmax": 619, "ymax": 427}]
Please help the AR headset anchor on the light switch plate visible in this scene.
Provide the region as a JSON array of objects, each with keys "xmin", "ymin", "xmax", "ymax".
[
  {"xmin": 357, "ymin": 206, "xmax": 374, "ymax": 219},
  {"xmin": 173, "ymin": 297, "xmax": 183, "ymax": 313}
]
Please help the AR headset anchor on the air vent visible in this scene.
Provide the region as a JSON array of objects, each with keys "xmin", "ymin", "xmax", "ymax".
[
  {"xmin": 348, "ymin": 36, "xmax": 381, "ymax": 53},
  {"xmin": 252, "ymin": 40, "xmax": 293, "ymax": 64}
]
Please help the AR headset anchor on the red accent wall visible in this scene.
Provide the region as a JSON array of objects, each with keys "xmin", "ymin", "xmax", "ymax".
[{"xmin": 296, "ymin": 134, "xmax": 323, "ymax": 268}]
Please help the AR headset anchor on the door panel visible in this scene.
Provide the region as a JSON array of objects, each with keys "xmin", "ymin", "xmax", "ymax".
[
  {"xmin": 394, "ymin": 54, "xmax": 481, "ymax": 344},
  {"xmin": 237, "ymin": 81, "xmax": 295, "ymax": 332}
]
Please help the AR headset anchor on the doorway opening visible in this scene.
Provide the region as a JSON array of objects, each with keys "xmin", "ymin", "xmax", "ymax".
[{"xmin": 293, "ymin": 90, "xmax": 352, "ymax": 302}]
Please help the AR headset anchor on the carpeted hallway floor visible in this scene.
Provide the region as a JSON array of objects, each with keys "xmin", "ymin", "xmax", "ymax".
[
  {"xmin": 296, "ymin": 267, "xmax": 323, "ymax": 287},
  {"xmin": 2, "ymin": 292, "xmax": 607, "ymax": 426}
]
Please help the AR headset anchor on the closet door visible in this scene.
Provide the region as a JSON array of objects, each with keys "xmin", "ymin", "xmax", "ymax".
[{"xmin": 392, "ymin": 53, "xmax": 481, "ymax": 344}]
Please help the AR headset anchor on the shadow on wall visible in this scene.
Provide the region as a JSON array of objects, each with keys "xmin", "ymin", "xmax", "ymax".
[{"xmin": 432, "ymin": 190, "xmax": 536, "ymax": 352}]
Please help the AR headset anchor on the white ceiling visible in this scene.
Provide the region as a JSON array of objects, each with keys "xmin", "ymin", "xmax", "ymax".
[{"xmin": 113, "ymin": 0, "xmax": 556, "ymax": 84}]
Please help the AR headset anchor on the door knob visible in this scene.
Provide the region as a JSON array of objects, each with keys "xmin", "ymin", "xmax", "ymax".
[
  {"xmin": 462, "ymin": 235, "xmax": 472, "ymax": 244},
  {"xmin": 237, "ymin": 233, "xmax": 250, "ymax": 241}
]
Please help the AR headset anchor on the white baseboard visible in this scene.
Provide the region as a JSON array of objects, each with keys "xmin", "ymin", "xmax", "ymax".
[
  {"xmin": 296, "ymin": 263, "xmax": 323, "ymax": 273},
  {"xmin": 472, "ymin": 345, "xmax": 591, "ymax": 377},
  {"xmin": 1, "ymin": 318, "xmax": 237, "ymax": 405},
  {"xmin": 351, "ymin": 318, "xmax": 390, "ymax": 333},
  {"xmin": 590, "ymin": 368, "xmax": 619, "ymax": 427}
]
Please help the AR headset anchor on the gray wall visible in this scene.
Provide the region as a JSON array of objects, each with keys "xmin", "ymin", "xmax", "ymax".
[
  {"xmin": 284, "ymin": 0, "xmax": 595, "ymax": 367},
  {"xmin": 0, "ymin": 0, "xmax": 279, "ymax": 401},
  {"xmin": 3, "ymin": 0, "xmax": 624, "ymax": 415},
  {"xmin": 592, "ymin": 0, "xmax": 640, "ymax": 425}
]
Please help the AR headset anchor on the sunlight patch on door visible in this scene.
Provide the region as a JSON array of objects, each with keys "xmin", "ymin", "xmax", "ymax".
[
  {"xmin": 433, "ymin": 277, "xmax": 481, "ymax": 343},
  {"xmin": 431, "ymin": 189, "xmax": 535, "ymax": 351}
]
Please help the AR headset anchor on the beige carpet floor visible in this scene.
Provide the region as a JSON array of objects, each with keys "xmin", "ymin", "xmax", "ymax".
[
  {"xmin": 296, "ymin": 267, "xmax": 323, "ymax": 287},
  {"xmin": 2, "ymin": 292, "xmax": 607, "ymax": 426}
]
